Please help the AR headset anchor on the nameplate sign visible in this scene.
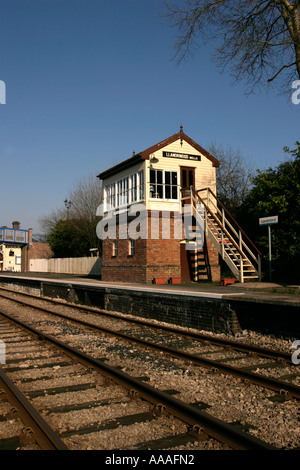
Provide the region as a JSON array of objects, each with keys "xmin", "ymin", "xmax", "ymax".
[
  {"xmin": 259, "ymin": 216, "xmax": 278, "ymax": 226},
  {"xmin": 163, "ymin": 151, "xmax": 201, "ymax": 161}
]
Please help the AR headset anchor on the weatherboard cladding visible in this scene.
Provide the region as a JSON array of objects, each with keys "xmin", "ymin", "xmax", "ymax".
[{"xmin": 97, "ymin": 130, "xmax": 220, "ymax": 181}]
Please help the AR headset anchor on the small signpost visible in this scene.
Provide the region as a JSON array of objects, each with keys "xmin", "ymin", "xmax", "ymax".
[{"xmin": 259, "ymin": 216, "xmax": 278, "ymax": 282}]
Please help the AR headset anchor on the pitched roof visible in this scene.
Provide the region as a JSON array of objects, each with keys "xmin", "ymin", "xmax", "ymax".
[{"xmin": 97, "ymin": 128, "xmax": 219, "ymax": 180}]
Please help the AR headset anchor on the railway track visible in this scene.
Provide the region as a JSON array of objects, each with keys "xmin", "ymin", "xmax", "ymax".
[
  {"xmin": 0, "ymin": 287, "xmax": 298, "ymax": 399},
  {"xmin": 0, "ymin": 368, "xmax": 68, "ymax": 450},
  {"xmin": 0, "ymin": 286, "xmax": 299, "ymax": 450},
  {"xmin": 0, "ymin": 305, "xmax": 273, "ymax": 451}
]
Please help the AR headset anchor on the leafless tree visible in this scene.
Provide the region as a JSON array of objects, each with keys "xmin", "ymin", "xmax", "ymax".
[
  {"xmin": 67, "ymin": 173, "xmax": 102, "ymax": 249},
  {"xmin": 39, "ymin": 208, "xmax": 65, "ymax": 236},
  {"xmin": 39, "ymin": 173, "xmax": 102, "ymax": 250},
  {"xmin": 209, "ymin": 143, "xmax": 253, "ymax": 216},
  {"xmin": 163, "ymin": 0, "xmax": 300, "ymax": 92}
]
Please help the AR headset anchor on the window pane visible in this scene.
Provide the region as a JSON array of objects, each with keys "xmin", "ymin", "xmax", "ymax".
[
  {"xmin": 6, "ymin": 230, "xmax": 14, "ymax": 241},
  {"xmin": 111, "ymin": 184, "xmax": 115, "ymax": 207},
  {"xmin": 129, "ymin": 239, "xmax": 135, "ymax": 256},
  {"xmin": 15, "ymin": 231, "xmax": 25, "ymax": 243},
  {"xmin": 159, "ymin": 185, "xmax": 164, "ymax": 198},
  {"xmin": 139, "ymin": 171, "xmax": 144, "ymax": 200},
  {"xmin": 149, "ymin": 169, "xmax": 178, "ymax": 199},
  {"xmin": 113, "ymin": 241, "xmax": 118, "ymax": 256},
  {"xmin": 150, "ymin": 169, "xmax": 155, "ymax": 183}
]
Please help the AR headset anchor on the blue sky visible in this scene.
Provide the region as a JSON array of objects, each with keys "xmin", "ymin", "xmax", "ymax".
[{"xmin": 0, "ymin": 0, "xmax": 299, "ymax": 233}]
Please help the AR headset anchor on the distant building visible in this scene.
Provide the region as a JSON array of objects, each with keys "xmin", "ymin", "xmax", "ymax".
[
  {"xmin": 0, "ymin": 221, "xmax": 30, "ymax": 272},
  {"xmin": 29, "ymin": 235, "xmax": 53, "ymax": 260},
  {"xmin": 0, "ymin": 223, "xmax": 53, "ymax": 272}
]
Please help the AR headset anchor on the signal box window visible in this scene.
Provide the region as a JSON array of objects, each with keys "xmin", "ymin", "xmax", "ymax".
[{"xmin": 149, "ymin": 169, "xmax": 178, "ymax": 200}]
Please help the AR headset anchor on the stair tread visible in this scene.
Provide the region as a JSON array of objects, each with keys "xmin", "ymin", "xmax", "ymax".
[{"xmin": 194, "ymin": 196, "xmax": 261, "ymax": 283}]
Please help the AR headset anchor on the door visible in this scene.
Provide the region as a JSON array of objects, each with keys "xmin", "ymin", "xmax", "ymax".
[
  {"xmin": 180, "ymin": 243, "xmax": 191, "ymax": 281},
  {"xmin": 180, "ymin": 167, "xmax": 195, "ymax": 205},
  {"xmin": 180, "ymin": 167, "xmax": 196, "ymax": 281}
]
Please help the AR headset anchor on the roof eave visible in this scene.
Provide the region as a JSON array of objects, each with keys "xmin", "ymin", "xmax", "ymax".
[
  {"xmin": 97, "ymin": 154, "xmax": 143, "ymax": 180},
  {"xmin": 97, "ymin": 129, "xmax": 220, "ymax": 181},
  {"xmin": 140, "ymin": 131, "xmax": 219, "ymax": 167}
]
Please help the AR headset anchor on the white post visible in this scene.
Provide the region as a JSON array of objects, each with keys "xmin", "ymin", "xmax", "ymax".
[
  {"xmin": 240, "ymin": 255, "xmax": 244, "ymax": 283},
  {"xmin": 268, "ymin": 225, "xmax": 272, "ymax": 282}
]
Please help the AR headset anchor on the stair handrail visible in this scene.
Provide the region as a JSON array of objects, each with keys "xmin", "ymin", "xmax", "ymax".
[
  {"xmin": 182, "ymin": 188, "xmax": 249, "ymax": 282},
  {"xmin": 199, "ymin": 190, "xmax": 259, "ymax": 266},
  {"xmin": 197, "ymin": 187, "xmax": 262, "ymax": 257},
  {"xmin": 194, "ymin": 187, "xmax": 261, "ymax": 281},
  {"xmin": 190, "ymin": 188, "xmax": 245, "ymax": 260}
]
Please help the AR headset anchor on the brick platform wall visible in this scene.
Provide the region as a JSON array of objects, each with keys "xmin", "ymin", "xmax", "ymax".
[{"xmin": 0, "ymin": 276, "xmax": 298, "ymax": 339}]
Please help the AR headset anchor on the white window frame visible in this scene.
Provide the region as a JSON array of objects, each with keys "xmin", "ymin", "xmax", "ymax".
[
  {"xmin": 128, "ymin": 239, "xmax": 135, "ymax": 256},
  {"xmin": 112, "ymin": 240, "xmax": 118, "ymax": 257},
  {"xmin": 104, "ymin": 170, "xmax": 145, "ymax": 212},
  {"xmin": 149, "ymin": 169, "xmax": 179, "ymax": 201}
]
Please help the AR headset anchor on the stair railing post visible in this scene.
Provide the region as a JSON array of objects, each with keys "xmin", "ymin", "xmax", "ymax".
[
  {"xmin": 239, "ymin": 230, "xmax": 242, "ymax": 251},
  {"xmin": 238, "ymin": 230, "xmax": 244, "ymax": 283},
  {"xmin": 221, "ymin": 208, "xmax": 225, "ymax": 259},
  {"xmin": 240, "ymin": 254, "xmax": 244, "ymax": 283}
]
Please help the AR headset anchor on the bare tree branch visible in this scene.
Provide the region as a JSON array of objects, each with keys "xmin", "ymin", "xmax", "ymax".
[
  {"xmin": 39, "ymin": 173, "xmax": 102, "ymax": 250},
  {"xmin": 267, "ymin": 60, "xmax": 297, "ymax": 81},
  {"xmin": 163, "ymin": 0, "xmax": 300, "ymax": 92}
]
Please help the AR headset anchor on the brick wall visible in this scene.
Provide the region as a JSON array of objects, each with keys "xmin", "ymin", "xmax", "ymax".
[
  {"xmin": 204, "ymin": 237, "xmax": 221, "ymax": 282},
  {"xmin": 101, "ymin": 210, "xmax": 220, "ymax": 284},
  {"xmin": 0, "ymin": 276, "xmax": 298, "ymax": 339},
  {"xmin": 102, "ymin": 236, "xmax": 147, "ymax": 283},
  {"xmin": 146, "ymin": 211, "xmax": 181, "ymax": 283}
]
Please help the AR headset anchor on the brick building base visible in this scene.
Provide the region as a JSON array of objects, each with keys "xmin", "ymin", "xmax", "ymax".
[{"xmin": 101, "ymin": 211, "xmax": 220, "ymax": 284}]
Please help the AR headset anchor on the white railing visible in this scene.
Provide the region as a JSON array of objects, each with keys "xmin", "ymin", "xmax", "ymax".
[{"xmin": 181, "ymin": 187, "xmax": 261, "ymax": 282}]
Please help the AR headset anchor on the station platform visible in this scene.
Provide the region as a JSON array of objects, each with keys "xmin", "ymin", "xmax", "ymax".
[
  {"xmin": 0, "ymin": 272, "xmax": 299, "ymax": 306},
  {"xmin": 0, "ymin": 273, "xmax": 299, "ymax": 339}
]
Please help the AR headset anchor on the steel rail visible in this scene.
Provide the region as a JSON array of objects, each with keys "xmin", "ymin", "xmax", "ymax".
[
  {"xmin": 0, "ymin": 287, "xmax": 292, "ymax": 362},
  {"xmin": 0, "ymin": 308, "xmax": 276, "ymax": 450},
  {"xmin": 0, "ymin": 369, "xmax": 68, "ymax": 450},
  {"xmin": 1, "ymin": 293, "xmax": 299, "ymax": 400}
]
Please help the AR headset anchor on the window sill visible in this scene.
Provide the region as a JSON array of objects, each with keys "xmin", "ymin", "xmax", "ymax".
[{"xmin": 149, "ymin": 198, "xmax": 180, "ymax": 202}]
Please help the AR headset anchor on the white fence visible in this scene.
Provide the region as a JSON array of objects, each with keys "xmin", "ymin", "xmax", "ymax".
[{"xmin": 29, "ymin": 257, "xmax": 102, "ymax": 276}]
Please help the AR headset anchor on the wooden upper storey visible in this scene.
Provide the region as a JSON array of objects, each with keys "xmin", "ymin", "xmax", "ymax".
[{"xmin": 98, "ymin": 128, "xmax": 219, "ymax": 213}]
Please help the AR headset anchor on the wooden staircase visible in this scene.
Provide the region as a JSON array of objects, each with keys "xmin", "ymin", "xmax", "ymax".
[{"xmin": 182, "ymin": 187, "xmax": 262, "ymax": 283}]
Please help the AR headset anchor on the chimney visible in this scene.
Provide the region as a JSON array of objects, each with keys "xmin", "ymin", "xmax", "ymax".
[
  {"xmin": 12, "ymin": 221, "xmax": 20, "ymax": 229},
  {"xmin": 29, "ymin": 228, "xmax": 32, "ymax": 245}
]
